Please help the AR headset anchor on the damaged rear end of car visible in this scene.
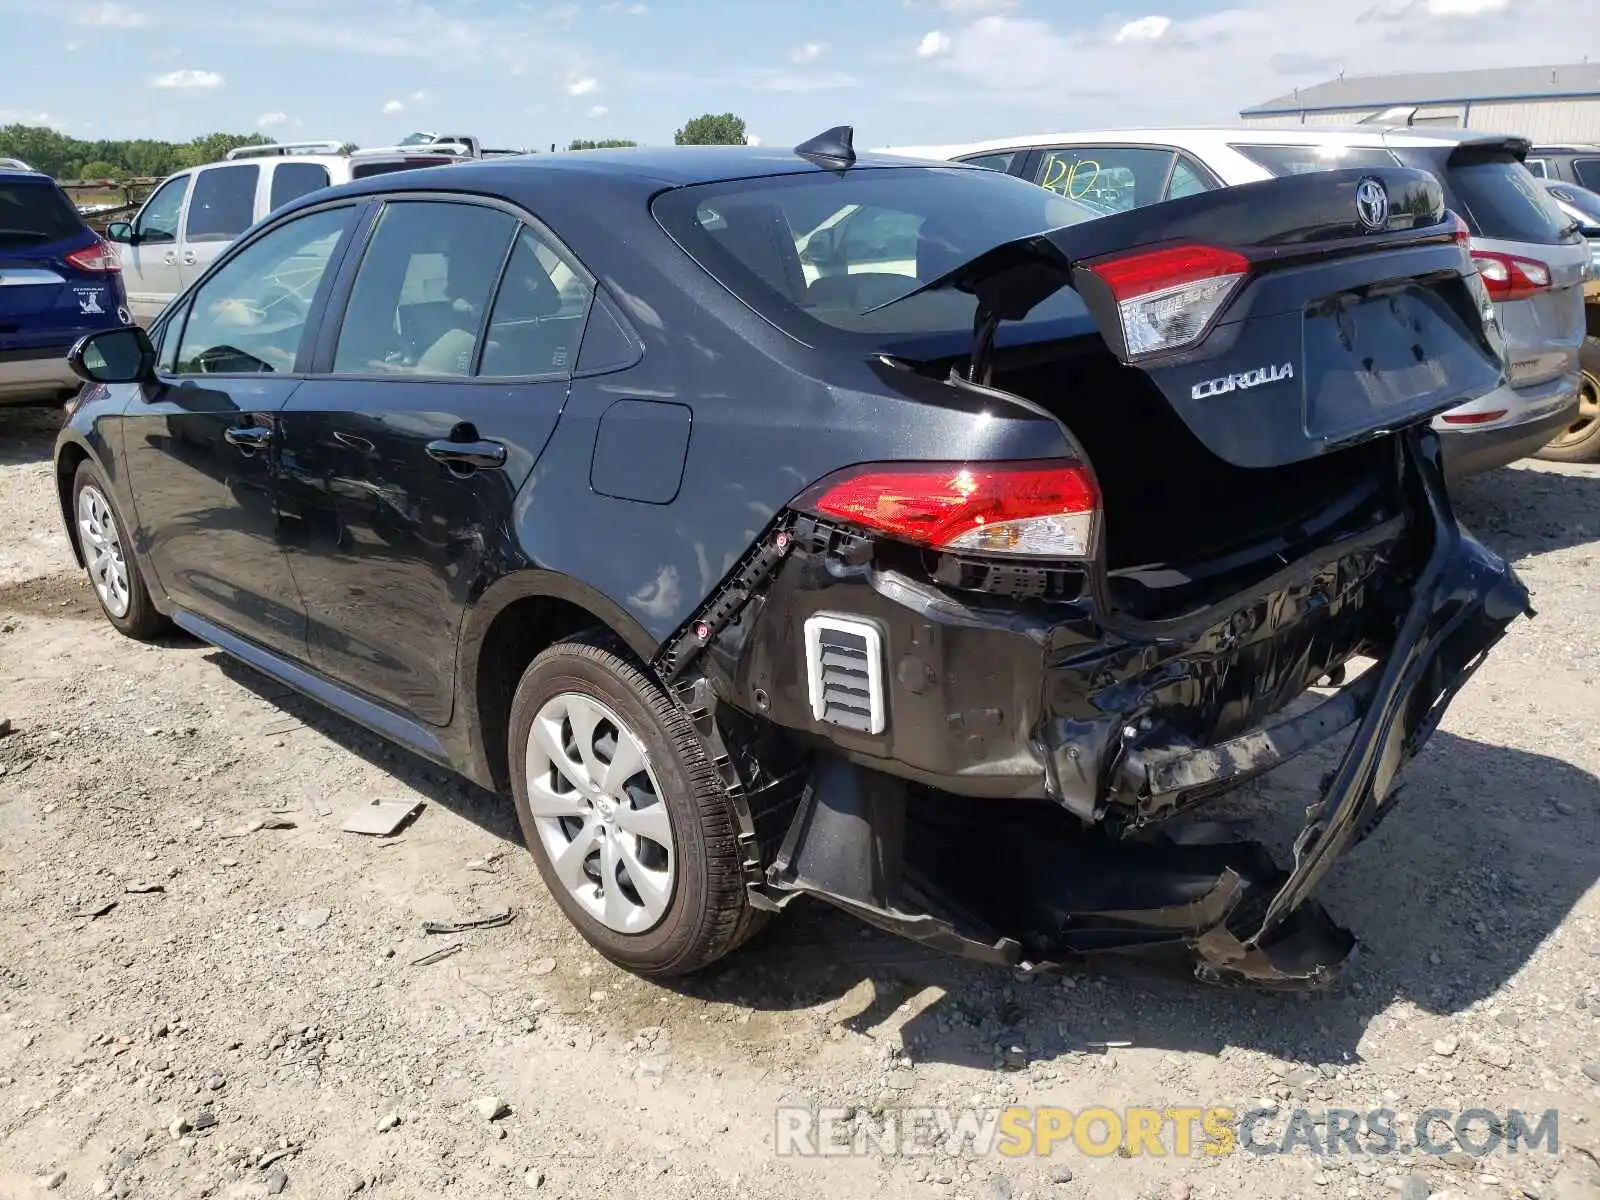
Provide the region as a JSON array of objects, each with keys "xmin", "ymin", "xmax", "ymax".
[{"xmin": 652, "ymin": 164, "xmax": 1531, "ymax": 987}]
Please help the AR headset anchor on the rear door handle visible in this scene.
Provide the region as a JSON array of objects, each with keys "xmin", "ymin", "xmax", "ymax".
[
  {"xmin": 425, "ymin": 438, "xmax": 507, "ymax": 471},
  {"xmin": 181, "ymin": 251, "xmax": 198, "ymax": 265},
  {"xmin": 224, "ymin": 425, "xmax": 273, "ymax": 452}
]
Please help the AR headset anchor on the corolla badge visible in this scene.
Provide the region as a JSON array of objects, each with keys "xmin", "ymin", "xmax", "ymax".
[
  {"xmin": 1191, "ymin": 362, "xmax": 1295, "ymax": 400},
  {"xmin": 1355, "ymin": 177, "xmax": 1389, "ymax": 232}
]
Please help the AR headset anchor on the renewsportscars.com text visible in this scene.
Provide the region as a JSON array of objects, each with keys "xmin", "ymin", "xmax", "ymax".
[{"xmin": 774, "ymin": 1105, "xmax": 1560, "ymax": 1160}]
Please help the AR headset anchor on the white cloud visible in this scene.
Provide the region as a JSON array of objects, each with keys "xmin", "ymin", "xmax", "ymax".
[
  {"xmin": 381, "ymin": 99, "xmax": 406, "ymax": 115},
  {"xmin": 0, "ymin": 108, "xmax": 64, "ymax": 128},
  {"xmin": 601, "ymin": 1, "xmax": 649, "ymax": 11},
  {"xmin": 587, "ymin": 104, "xmax": 609, "ymax": 117},
  {"xmin": 791, "ymin": 41, "xmax": 827, "ymax": 64},
  {"xmin": 77, "ymin": 3, "xmax": 147, "ymax": 27},
  {"xmin": 149, "ymin": 68, "xmax": 224, "ymax": 90},
  {"xmin": 410, "ymin": 89, "xmax": 432, "ymax": 105},
  {"xmin": 746, "ymin": 134, "xmax": 763, "ymax": 146},
  {"xmin": 257, "ymin": 111, "xmax": 288, "ymax": 127},
  {"xmin": 1115, "ymin": 15, "xmax": 1171, "ymax": 41},
  {"xmin": 908, "ymin": 1, "xmax": 1594, "ymax": 127},
  {"xmin": 566, "ymin": 76, "xmax": 599, "ymax": 95},
  {"xmin": 916, "ymin": 30, "xmax": 953, "ymax": 58}
]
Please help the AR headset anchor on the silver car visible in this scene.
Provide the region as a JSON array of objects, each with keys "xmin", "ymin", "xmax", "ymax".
[{"xmin": 884, "ymin": 127, "xmax": 1588, "ymax": 477}]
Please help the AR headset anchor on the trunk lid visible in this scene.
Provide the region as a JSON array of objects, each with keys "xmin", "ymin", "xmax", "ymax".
[{"xmin": 887, "ymin": 167, "xmax": 1508, "ymax": 469}]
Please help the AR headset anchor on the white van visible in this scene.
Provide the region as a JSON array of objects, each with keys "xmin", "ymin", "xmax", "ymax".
[{"xmin": 105, "ymin": 140, "xmax": 465, "ymax": 323}]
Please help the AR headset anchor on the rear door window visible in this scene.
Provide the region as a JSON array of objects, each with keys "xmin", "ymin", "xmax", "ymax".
[
  {"xmin": 1165, "ymin": 154, "xmax": 1216, "ymax": 200},
  {"xmin": 332, "ymin": 200, "xmax": 517, "ymax": 376},
  {"xmin": 479, "ymin": 226, "xmax": 594, "ymax": 377},
  {"xmin": 184, "ymin": 164, "xmax": 261, "ymax": 242},
  {"xmin": 1446, "ymin": 157, "xmax": 1569, "ymax": 243},
  {"xmin": 1031, "ymin": 146, "xmax": 1176, "ymax": 214},
  {"xmin": 1574, "ymin": 159, "xmax": 1600, "ymax": 191},
  {"xmin": 269, "ymin": 162, "xmax": 331, "ymax": 211},
  {"xmin": 1230, "ymin": 144, "xmax": 1402, "ymax": 176},
  {"xmin": 0, "ymin": 178, "xmax": 84, "ymax": 248},
  {"xmin": 1524, "ymin": 158, "xmax": 1549, "ymax": 178},
  {"xmin": 958, "ymin": 151, "xmax": 1019, "ymax": 173}
]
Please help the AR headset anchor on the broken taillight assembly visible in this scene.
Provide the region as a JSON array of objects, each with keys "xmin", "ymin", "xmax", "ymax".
[
  {"xmin": 1084, "ymin": 243, "xmax": 1250, "ymax": 358},
  {"xmin": 800, "ymin": 461, "xmax": 1099, "ymax": 559},
  {"xmin": 1470, "ymin": 249, "xmax": 1551, "ymax": 302}
]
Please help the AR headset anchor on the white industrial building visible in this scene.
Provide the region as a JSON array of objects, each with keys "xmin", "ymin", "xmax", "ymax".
[{"xmin": 1241, "ymin": 63, "xmax": 1600, "ymax": 144}]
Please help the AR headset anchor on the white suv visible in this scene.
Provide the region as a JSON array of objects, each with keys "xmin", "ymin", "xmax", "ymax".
[
  {"xmin": 105, "ymin": 140, "xmax": 463, "ymax": 323},
  {"xmin": 884, "ymin": 126, "xmax": 1590, "ymax": 475}
]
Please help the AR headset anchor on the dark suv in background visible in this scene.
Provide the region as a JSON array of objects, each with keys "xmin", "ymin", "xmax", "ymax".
[
  {"xmin": 1525, "ymin": 144, "xmax": 1600, "ymax": 191},
  {"xmin": 0, "ymin": 167, "xmax": 128, "ymax": 405}
]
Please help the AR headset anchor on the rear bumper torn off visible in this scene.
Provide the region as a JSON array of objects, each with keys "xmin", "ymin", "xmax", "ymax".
[{"xmin": 747, "ymin": 430, "xmax": 1528, "ymax": 985}]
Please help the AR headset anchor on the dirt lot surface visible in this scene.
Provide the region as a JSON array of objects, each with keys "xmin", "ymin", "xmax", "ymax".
[{"xmin": 3, "ymin": 402, "xmax": 1599, "ymax": 1200}]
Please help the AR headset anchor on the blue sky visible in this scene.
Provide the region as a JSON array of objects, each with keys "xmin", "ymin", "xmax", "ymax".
[{"xmin": 0, "ymin": 0, "xmax": 1593, "ymax": 149}]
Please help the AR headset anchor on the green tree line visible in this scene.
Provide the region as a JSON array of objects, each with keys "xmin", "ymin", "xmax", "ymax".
[
  {"xmin": 3, "ymin": 111, "xmax": 749, "ymax": 181},
  {"xmin": 0, "ymin": 125, "xmax": 276, "ymax": 180}
]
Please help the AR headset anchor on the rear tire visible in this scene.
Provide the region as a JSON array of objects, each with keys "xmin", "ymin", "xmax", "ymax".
[
  {"xmin": 508, "ymin": 633, "xmax": 764, "ymax": 978},
  {"xmin": 71, "ymin": 461, "xmax": 167, "ymax": 640},
  {"xmin": 1535, "ymin": 336, "xmax": 1600, "ymax": 463}
]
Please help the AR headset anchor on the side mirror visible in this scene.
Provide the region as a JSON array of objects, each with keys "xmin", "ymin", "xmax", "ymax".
[
  {"xmin": 104, "ymin": 221, "xmax": 134, "ymax": 243},
  {"xmin": 68, "ymin": 325, "xmax": 157, "ymax": 385}
]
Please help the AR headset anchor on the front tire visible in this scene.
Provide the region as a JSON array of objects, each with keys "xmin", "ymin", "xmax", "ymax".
[
  {"xmin": 72, "ymin": 461, "xmax": 166, "ymax": 640},
  {"xmin": 1535, "ymin": 336, "xmax": 1600, "ymax": 463},
  {"xmin": 508, "ymin": 634, "xmax": 762, "ymax": 977}
]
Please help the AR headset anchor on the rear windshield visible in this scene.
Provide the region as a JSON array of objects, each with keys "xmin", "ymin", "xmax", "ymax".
[
  {"xmin": 350, "ymin": 157, "xmax": 451, "ymax": 180},
  {"xmin": 0, "ymin": 178, "xmax": 84, "ymax": 247},
  {"xmin": 1446, "ymin": 156, "xmax": 1570, "ymax": 244},
  {"xmin": 1231, "ymin": 144, "xmax": 1402, "ymax": 177},
  {"xmin": 652, "ymin": 166, "xmax": 1100, "ymax": 347}
]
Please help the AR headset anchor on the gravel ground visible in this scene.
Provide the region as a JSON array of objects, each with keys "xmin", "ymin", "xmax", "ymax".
[{"xmin": 2, "ymin": 402, "xmax": 1599, "ymax": 1200}]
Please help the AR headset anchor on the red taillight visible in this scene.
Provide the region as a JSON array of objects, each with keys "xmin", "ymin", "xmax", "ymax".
[
  {"xmin": 802, "ymin": 461, "xmax": 1099, "ymax": 559},
  {"xmin": 1450, "ymin": 213, "xmax": 1471, "ymax": 247},
  {"xmin": 64, "ymin": 240, "xmax": 120, "ymax": 273},
  {"xmin": 1471, "ymin": 250, "xmax": 1550, "ymax": 302},
  {"xmin": 1084, "ymin": 244, "xmax": 1249, "ymax": 358}
]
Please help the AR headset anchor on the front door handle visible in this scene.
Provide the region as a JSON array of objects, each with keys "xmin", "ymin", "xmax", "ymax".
[
  {"xmin": 224, "ymin": 424, "xmax": 273, "ymax": 453},
  {"xmin": 163, "ymin": 252, "xmax": 178, "ymax": 265},
  {"xmin": 425, "ymin": 438, "xmax": 507, "ymax": 471}
]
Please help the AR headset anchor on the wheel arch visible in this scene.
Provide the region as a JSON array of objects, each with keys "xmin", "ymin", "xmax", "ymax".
[
  {"xmin": 459, "ymin": 570, "xmax": 661, "ymax": 794},
  {"xmin": 54, "ymin": 437, "xmax": 95, "ymax": 570}
]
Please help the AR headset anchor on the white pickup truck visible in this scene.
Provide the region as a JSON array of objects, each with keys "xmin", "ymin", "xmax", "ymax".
[{"xmin": 373, "ymin": 132, "xmax": 528, "ymax": 160}]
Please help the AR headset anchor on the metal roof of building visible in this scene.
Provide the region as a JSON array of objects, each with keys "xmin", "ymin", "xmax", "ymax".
[{"xmin": 1244, "ymin": 63, "xmax": 1600, "ymax": 116}]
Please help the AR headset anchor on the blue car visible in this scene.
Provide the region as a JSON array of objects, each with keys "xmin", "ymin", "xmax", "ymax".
[{"xmin": 0, "ymin": 168, "xmax": 129, "ymax": 405}]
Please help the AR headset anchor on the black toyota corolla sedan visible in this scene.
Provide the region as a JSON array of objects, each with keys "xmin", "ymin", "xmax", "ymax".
[{"xmin": 55, "ymin": 129, "xmax": 1528, "ymax": 986}]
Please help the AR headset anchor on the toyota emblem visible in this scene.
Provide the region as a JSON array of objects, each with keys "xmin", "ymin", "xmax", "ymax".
[{"xmin": 1355, "ymin": 177, "xmax": 1389, "ymax": 232}]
